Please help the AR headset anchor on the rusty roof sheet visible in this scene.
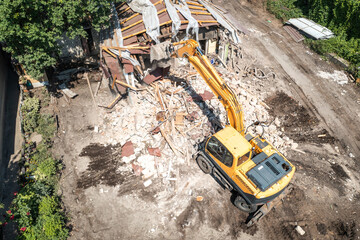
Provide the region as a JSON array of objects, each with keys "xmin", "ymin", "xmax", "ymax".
[{"xmin": 103, "ymin": 0, "xmax": 219, "ymax": 47}]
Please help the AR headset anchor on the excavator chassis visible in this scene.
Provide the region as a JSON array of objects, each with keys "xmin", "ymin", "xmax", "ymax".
[
  {"xmin": 197, "ymin": 149, "xmax": 292, "ymax": 226},
  {"xmin": 246, "ymin": 185, "xmax": 292, "ymax": 227}
]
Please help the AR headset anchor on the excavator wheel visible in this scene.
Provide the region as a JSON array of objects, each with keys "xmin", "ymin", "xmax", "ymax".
[
  {"xmin": 234, "ymin": 195, "xmax": 257, "ymax": 213},
  {"xmin": 196, "ymin": 155, "xmax": 212, "ymax": 174}
]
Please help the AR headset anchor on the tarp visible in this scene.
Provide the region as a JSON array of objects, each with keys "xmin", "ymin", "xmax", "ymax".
[
  {"xmin": 111, "ymin": 3, "xmax": 124, "ymax": 47},
  {"xmin": 174, "ymin": 0, "xmax": 199, "ymax": 41},
  {"xmin": 198, "ymin": 0, "xmax": 239, "ymax": 43},
  {"xmin": 164, "ymin": 0, "xmax": 181, "ymax": 38},
  {"xmin": 108, "ymin": 49, "xmax": 140, "ymax": 67},
  {"xmin": 150, "ymin": 41, "xmax": 173, "ymax": 68},
  {"xmin": 128, "ymin": 0, "xmax": 160, "ymax": 43}
]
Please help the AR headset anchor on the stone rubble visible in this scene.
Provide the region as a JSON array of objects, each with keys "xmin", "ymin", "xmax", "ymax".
[{"xmin": 94, "ymin": 53, "xmax": 297, "ymax": 187}]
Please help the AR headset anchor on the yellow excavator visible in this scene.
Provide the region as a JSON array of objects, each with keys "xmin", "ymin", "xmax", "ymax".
[{"xmin": 170, "ymin": 40, "xmax": 295, "ymax": 226}]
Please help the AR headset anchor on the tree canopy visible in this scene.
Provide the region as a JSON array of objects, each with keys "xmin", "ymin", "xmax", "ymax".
[{"xmin": 0, "ymin": 0, "xmax": 116, "ymax": 78}]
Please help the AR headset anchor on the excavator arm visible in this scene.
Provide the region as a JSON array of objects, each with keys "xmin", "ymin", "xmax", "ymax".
[{"xmin": 171, "ymin": 40, "xmax": 245, "ymax": 135}]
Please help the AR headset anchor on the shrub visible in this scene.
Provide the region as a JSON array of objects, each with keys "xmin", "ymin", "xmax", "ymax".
[
  {"xmin": 13, "ymin": 94, "xmax": 68, "ymax": 240},
  {"xmin": 36, "ymin": 114, "xmax": 56, "ymax": 144},
  {"xmin": 21, "ymin": 98, "xmax": 40, "ymax": 133},
  {"xmin": 266, "ymin": 0, "xmax": 303, "ymax": 21}
]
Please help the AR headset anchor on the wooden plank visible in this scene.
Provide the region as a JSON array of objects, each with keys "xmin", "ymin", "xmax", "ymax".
[
  {"xmin": 106, "ymin": 94, "xmax": 122, "ymax": 109},
  {"xmin": 186, "ymin": 1, "xmax": 203, "ymax": 7},
  {"xmin": 59, "ymin": 83, "xmax": 78, "ymax": 98},
  {"xmin": 188, "ymin": 6, "xmax": 207, "ymax": 10},
  {"xmin": 160, "ymin": 128, "xmax": 180, "ymax": 157},
  {"xmin": 85, "ymin": 73, "xmax": 97, "ymax": 107},
  {"xmin": 115, "ymin": 80, "xmax": 139, "ymax": 90},
  {"xmin": 123, "ymin": 20, "xmax": 189, "ymax": 40}
]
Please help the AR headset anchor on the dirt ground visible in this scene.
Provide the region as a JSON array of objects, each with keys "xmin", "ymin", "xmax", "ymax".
[{"xmin": 52, "ymin": 1, "xmax": 360, "ymax": 239}]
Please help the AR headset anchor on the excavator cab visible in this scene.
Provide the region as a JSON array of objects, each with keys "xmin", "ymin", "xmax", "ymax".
[{"xmin": 197, "ymin": 126, "xmax": 295, "ymax": 213}]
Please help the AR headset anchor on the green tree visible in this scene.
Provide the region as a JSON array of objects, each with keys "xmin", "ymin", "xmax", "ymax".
[{"xmin": 0, "ymin": 0, "xmax": 117, "ymax": 79}]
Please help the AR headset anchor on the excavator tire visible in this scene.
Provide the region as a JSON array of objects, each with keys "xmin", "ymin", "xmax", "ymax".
[
  {"xmin": 196, "ymin": 155, "xmax": 212, "ymax": 174},
  {"xmin": 234, "ymin": 195, "xmax": 257, "ymax": 213}
]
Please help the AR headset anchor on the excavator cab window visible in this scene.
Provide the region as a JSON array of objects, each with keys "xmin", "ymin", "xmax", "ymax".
[
  {"xmin": 238, "ymin": 152, "xmax": 250, "ymax": 166},
  {"xmin": 206, "ymin": 137, "xmax": 233, "ymax": 167}
]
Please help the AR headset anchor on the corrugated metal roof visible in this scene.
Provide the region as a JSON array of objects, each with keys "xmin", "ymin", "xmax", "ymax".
[
  {"xmin": 102, "ymin": 0, "xmax": 219, "ymax": 48},
  {"xmin": 283, "ymin": 25, "xmax": 304, "ymax": 42},
  {"xmin": 287, "ymin": 18, "xmax": 334, "ymax": 40}
]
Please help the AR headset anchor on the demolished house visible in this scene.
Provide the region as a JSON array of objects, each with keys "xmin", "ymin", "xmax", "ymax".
[{"xmin": 99, "ymin": 0, "xmax": 241, "ymax": 94}]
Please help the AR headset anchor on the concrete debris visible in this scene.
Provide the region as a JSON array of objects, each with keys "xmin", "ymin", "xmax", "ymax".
[
  {"xmin": 295, "ymin": 225, "xmax": 306, "ymax": 235},
  {"xmin": 317, "ymin": 70, "xmax": 349, "ymax": 85},
  {"xmin": 143, "ymin": 179, "xmax": 153, "ymax": 187},
  {"xmin": 95, "ymin": 47, "xmax": 297, "ymax": 185}
]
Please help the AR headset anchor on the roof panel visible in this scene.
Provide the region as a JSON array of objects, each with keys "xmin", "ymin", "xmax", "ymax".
[{"xmin": 288, "ymin": 18, "xmax": 334, "ymax": 39}]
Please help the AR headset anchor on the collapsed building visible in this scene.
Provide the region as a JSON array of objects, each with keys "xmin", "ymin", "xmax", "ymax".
[{"xmin": 99, "ymin": 0, "xmax": 242, "ymax": 94}]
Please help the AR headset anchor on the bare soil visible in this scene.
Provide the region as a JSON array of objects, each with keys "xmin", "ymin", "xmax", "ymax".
[{"xmin": 52, "ymin": 1, "xmax": 360, "ymax": 239}]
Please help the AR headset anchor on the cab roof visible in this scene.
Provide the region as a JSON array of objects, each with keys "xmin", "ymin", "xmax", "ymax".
[{"xmin": 214, "ymin": 126, "xmax": 252, "ymax": 159}]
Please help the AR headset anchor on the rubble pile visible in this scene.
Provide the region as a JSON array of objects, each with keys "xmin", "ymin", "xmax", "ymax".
[{"xmin": 94, "ymin": 53, "xmax": 297, "ymax": 187}]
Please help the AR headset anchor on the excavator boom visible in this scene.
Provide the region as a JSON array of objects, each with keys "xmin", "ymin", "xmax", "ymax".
[{"xmin": 172, "ymin": 39, "xmax": 244, "ymax": 135}]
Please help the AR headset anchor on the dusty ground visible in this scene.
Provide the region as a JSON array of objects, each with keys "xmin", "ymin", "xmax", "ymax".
[{"xmin": 52, "ymin": 1, "xmax": 360, "ymax": 239}]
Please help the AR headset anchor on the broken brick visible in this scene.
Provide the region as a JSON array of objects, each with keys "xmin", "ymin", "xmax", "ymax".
[
  {"xmin": 121, "ymin": 141, "xmax": 134, "ymax": 157},
  {"xmin": 185, "ymin": 111, "xmax": 200, "ymax": 122},
  {"xmin": 200, "ymin": 90, "xmax": 214, "ymax": 101},
  {"xmin": 148, "ymin": 147, "xmax": 161, "ymax": 157},
  {"xmin": 131, "ymin": 163, "xmax": 143, "ymax": 176},
  {"xmin": 150, "ymin": 126, "xmax": 161, "ymax": 135}
]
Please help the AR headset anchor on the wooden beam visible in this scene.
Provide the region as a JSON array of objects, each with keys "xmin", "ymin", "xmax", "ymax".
[
  {"xmin": 115, "ymin": 80, "xmax": 139, "ymax": 91},
  {"xmin": 102, "ymin": 47, "xmax": 117, "ymax": 58},
  {"xmin": 116, "ymin": 2, "xmax": 126, "ymax": 9},
  {"xmin": 186, "ymin": 1, "xmax": 203, "ymax": 7},
  {"xmin": 120, "ymin": 13, "xmax": 140, "ymax": 25},
  {"xmin": 123, "ymin": 20, "xmax": 175, "ymax": 40},
  {"xmin": 85, "ymin": 73, "xmax": 97, "ymax": 107},
  {"xmin": 118, "ymin": 6, "xmax": 131, "ymax": 16},
  {"xmin": 191, "ymin": 11, "xmax": 212, "ymax": 15},
  {"xmin": 121, "ymin": 19, "xmax": 219, "ymax": 40},
  {"xmin": 188, "ymin": 6, "xmax": 207, "ymax": 10},
  {"xmin": 107, "ymin": 46, "xmax": 150, "ymax": 50}
]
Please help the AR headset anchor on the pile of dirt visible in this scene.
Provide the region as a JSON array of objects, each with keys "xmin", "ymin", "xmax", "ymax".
[
  {"xmin": 77, "ymin": 143, "xmax": 127, "ymax": 189},
  {"xmin": 265, "ymin": 91, "xmax": 336, "ymax": 144}
]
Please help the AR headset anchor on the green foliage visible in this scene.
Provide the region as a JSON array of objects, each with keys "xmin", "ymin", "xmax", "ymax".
[
  {"xmin": 266, "ymin": 0, "xmax": 303, "ymax": 21},
  {"xmin": 266, "ymin": 0, "xmax": 360, "ymax": 77},
  {"xmin": 0, "ymin": 0, "xmax": 116, "ymax": 79},
  {"xmin": 41, "ymin": 89, "xmax": 51, "ymax": 107},
  {"xmin": 305, "ymin": 0, "xmax": 360, "ymax": 39},
  {"xmin": 37, "ymin": 197, "xmax": 68, "ymax": 240},
  {"xmin": 35, "ymin": 157, "xmax": 57, "ymax": 180},
  {"xmin": 14, "ymin": 196, "xmax": 68, "ymax": 240},
  {"xmin": 36, "ymin": 114, "xmax": 56, "ymax": 144},
  {"xmin": 21, "ymin": 97, "xmax": 40, "ymax": 133},
  {"xmin": 13, "ymin": 96, "xmax": 67, "ymax": 239}
]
